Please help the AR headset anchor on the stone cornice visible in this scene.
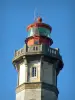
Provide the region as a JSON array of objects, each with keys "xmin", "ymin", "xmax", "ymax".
[{"xmin": 16, "ymin": 82, "xmax": 59, "ymax": 97}]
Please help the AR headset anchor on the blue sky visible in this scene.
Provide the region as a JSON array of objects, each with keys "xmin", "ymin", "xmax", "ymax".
[{"xmin": 0, "ymin": 0, "xmax": 75, "ymax": 100}]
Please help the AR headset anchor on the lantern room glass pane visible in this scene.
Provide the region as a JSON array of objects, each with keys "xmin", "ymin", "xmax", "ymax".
[{"xmin": 28, "ymin": 27, "xmax": 51, "ymax": 38}]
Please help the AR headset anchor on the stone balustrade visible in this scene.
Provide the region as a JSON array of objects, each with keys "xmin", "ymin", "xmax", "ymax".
[{"xmin": 14, "ymin": 44, "xmax": 60, "ymax": 60}]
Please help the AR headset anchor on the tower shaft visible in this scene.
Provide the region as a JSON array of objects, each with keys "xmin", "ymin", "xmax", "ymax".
[{"xmin": 12, "ymin": 17, "xmax": 63, "ymax": 100}]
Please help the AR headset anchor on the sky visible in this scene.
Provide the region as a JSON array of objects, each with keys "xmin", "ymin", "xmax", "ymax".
[{"xmin": 0, "ymin": 0, "xmax": 75, "ymax": 100}]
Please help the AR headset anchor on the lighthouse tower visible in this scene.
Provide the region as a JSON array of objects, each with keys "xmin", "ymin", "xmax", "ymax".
[{"xmin": 12, "ymin": 17, "xmax": 63, "ymax": 100}]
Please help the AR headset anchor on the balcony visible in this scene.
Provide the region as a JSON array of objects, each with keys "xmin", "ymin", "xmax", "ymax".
[
  {"xmin": 14, "ymin": 48, "xmax": 25, "ymax": 59},
  {"xmin": 13, "ymin": 44, "xmax": 61, "ymax": 61}
]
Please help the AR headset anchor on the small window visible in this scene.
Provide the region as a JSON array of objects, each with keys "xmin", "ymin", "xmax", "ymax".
[
  {"xmin": 32, "ymin": 67, "xmax": 36, "ymax": 77},
  {"xmin": 34, "ymin": 40, "xmax": 39, "ymax": 44}
]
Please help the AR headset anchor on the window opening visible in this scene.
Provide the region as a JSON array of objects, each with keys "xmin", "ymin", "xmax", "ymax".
[
  {"xmin": 32, "ymin": 67, "xmax": 36, "ymax": 77},
  {"xmin": 34, "ymin": 40, "xmax": 39, "ymax": 44}
]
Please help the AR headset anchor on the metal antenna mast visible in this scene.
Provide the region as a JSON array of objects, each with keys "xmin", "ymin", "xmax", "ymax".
[
  {"xmin": 34, "ymin": 8, "xmax": 37, "ymax": 22},
  {"xmin": 33, "ymin": 8, "xmax": 39, "ymax": 35}
]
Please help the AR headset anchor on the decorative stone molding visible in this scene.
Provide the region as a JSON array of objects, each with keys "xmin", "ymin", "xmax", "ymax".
[
  {"xmin": 16, "ymin": 83, "xmax": 25, "ymax": 93},
  {"xmin": 16, "ymin": 82, "xmax": 59, "ymax": 97},
  {"xmin": 16, "ymin": 82, "xmax": 41, "ymax": 93}
]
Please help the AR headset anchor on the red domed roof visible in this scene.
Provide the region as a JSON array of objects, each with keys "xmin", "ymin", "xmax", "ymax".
[{"xmin": 27, "ymin": 17, "xmax": 52, "ymax": 32}]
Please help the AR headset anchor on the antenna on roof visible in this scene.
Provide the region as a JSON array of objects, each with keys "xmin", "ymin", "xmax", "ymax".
[
  {"xmin": 34, "ymin": 8, "xmax": 42, "ymax": 22},
  {"xmin": 33, "ymin": 8, "xmax": 40, "ymax": 36},
  {"xmin": 34, "ymin": 8, "xmax": 37, "ymax": 22}
]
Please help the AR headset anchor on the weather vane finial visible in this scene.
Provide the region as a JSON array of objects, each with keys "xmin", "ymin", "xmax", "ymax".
[{"xmin": 34, "ymin": 8, "xmax": 42, "ymax": 23}]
